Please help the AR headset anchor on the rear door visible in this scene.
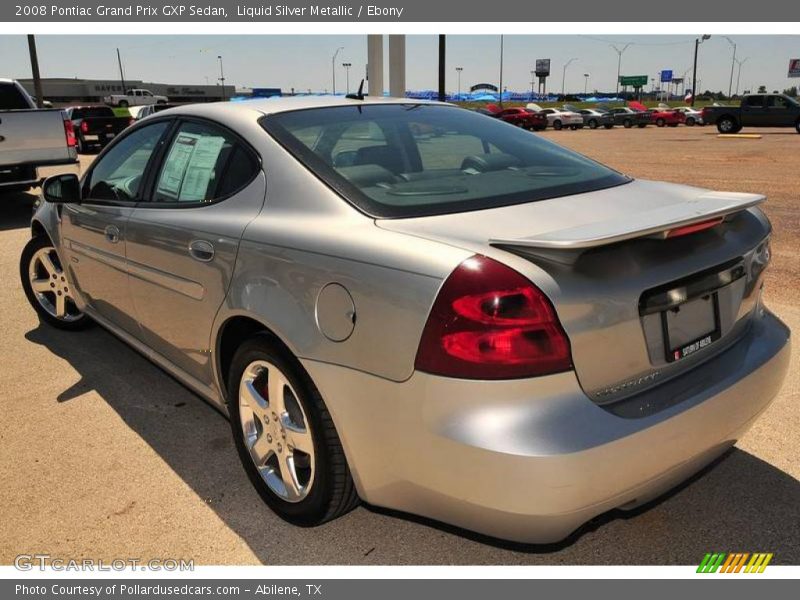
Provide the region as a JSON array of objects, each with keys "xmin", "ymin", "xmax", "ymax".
[
  {"xmin": 61, "ymin": 120, "xmax": 171, "ymax": 334},
  {"xmin": 123, "ymin": 118, "xmax": 265, "ymax": 385},
  {"xmin": 765, "ymin": 95, "xmax": 793, "ymax": 126},
  {"xmin": 740, "ymin": 95, "xmax": 767, "ymax": 126}
]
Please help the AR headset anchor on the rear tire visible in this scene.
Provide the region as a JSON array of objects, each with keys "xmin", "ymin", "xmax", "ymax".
[
  {"xmin": 553, "ymin": 120, "xmax": 563, "ymax": 130},
  {"xmin": 795, "ymin": 119, "xmax": 800, "ymax": 134},
  {"xmin": 588, "ymin": 119, "xmax": 598, "ymax": 129},
  {"xmin": 717, "ymin": 116, "xmax": 739, "ymax": 134},
  {"xmin": 686, "ymin": 117, "xmax": 696, "ymax": 126},
  {"xmin": 118, "ymin": 100, "xmax": 129, "ymax": 108},
  {"xmin": 656, "ymin": 118, "xmax": 665, "ymax": 127},
  {"xmin": 623, "ymin": 118, "xmax": 633, "ymax": 128},
  {"xmin": 228, "ymin": 334, "xmax": 360, "ymax": 526}
]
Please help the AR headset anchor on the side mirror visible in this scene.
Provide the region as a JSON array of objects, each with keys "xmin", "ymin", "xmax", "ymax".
[{"xmin": 43, "ymin": 173, "xmax": 81, "ymax": 204}]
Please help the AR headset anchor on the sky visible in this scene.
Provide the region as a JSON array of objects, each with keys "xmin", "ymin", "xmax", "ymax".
[{"xmin": 1, "ymin": 34, "xmax": 798, "ymax": 95}]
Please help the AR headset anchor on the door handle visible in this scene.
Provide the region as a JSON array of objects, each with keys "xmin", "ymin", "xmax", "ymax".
[
  {"xmin": 104, "ymin": 225, "xmax": 120, "ymax": 244},
  {"xmin": 189, "ymin": 240, "xmax": 215, "ymax": 262}
]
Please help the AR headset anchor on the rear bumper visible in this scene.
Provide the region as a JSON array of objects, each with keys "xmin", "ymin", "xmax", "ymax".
[{"xmin": 304, "ymin": 308, "xmax": 790, "ymax": 544}]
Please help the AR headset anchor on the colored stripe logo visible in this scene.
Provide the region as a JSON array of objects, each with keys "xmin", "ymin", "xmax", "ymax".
[{"xmin": 697, "ymin": 552, "xmax": 773, "ymax": 573}]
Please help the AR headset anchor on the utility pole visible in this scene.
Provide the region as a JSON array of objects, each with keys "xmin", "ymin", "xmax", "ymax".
[
  {"xmin": 116, "ymin": 48, "xmax": 127, "ymax": 96},
  {"xmin": 561, "ymin": 58, "xmax": 577, "ymax": 97},
  {"xmin": 217, "ymin": 55, "xmax": 226, "ymax": 100},
  {"xmin": 691, "ymin": 35, "xmax": 711, "ymax": 106},
  {"xmin": 611, "ymin": 43, "xmax": 632, "ymax": 96},
  {"xmin": 530, "ymin": 70, "xmax": 535, "ymax": 99},
  {"xmin": 438, "ymin": 35, "xmax": 445, "ymax": 102},
  {"xmin": 331, "ymin": 46, "xmax": 344, "ymax": 95},
  {"xmin": 498, "ymin": 35, "xmax": 504, "ymax": 108},
  {"xmin": 342, "ymin": 62, "xmax": 352, "ymax": 94},
  {"xmin": 724, "ymin": 36, "xmax": 736, "ymax": 98},
  {"xmin": 455, "ymin": 66, "xmax": 463, "ymax": 99},
  {"xmin": 27, "ymin": 35, "xmax": 43, "ymax": 108},
  {"xmin": 735, "ymin": 57, "xmax": 749, "ymax": 97},
  {"xmin": 584, "ymin": 73, "xmax": 590, "ymax": 94}
]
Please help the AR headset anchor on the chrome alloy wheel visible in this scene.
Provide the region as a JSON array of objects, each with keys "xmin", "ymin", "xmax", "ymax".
[
  {"xmin": 28, "ymin": 246, "xmax": 82, "ymax": 322},
  {"xmin": 238, "ymin": 360, "xmax": 315, "ymax": 502}
]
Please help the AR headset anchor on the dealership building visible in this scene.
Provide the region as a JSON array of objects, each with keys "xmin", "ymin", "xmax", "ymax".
[{"xmin": 16, "ymin": 77, "xmax": 246, "ymax": 104}]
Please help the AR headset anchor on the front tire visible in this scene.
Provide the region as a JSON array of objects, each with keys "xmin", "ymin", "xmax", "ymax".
[
  {"xmin": 623, "ymin": 118, "xmax": 633, "ymax": 128},
  {"xmin": 228, "ymin": 335, "xmax": 359, "ymax": 526},
  {"xmin": 20, "ymin": 236, "xmax": 91, "ymax": 330},
  {"xmin": 795, "ymin": 119, "xmax": 800, "ymax": 134},
  {"xmin": 686, "ymin": 117, "xmax": 696, "ymax": 126},
  {"xmin": 553, "ymin": 120, "xmax": 563, "ymax": 130},
  {"xmin": 588, "ymin": 119, "xmax": 598, "ymax": 129},
  {"xmin": 717, "ymin": 116, "xmax": 739, "ymax": 134},
  {"xmin": 656, "ymin": 118, "xmax": 665, "ymax": 127},
  {"xmin": 118, "ymin": 100, "xmax": 129, "ymax": 108}
]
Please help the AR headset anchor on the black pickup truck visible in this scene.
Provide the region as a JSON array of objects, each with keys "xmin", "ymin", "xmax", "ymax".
[
  {"xmin": 65, "ymin": 105, "xmax": 133, "ymax": 153},
  {"xmin": 702, "ymin": 94, "xmax": 800, "ymax": 134}
]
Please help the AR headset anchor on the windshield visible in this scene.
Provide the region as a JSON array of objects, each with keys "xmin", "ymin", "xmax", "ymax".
[{"xmin": 263, "ymin": 104, "xmax": 629, "ymax": 218}]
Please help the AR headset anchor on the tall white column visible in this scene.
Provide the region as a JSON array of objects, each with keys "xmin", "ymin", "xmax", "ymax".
[
  {"xmin": 367, "ymin": 35, "xmax": 384, "ymax": 97},
  {"xmin": 388, "ymin": 35, "xmax": 406, "ymax": 98}
]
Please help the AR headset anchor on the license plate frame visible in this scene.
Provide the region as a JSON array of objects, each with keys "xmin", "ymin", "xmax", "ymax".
[{"xmin": 661, "ymin": 292, "xmax": 722, "ymax": 363}]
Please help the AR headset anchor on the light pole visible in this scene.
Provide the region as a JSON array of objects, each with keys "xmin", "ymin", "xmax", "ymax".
[
  {"xmin": 724, "ymin": 36, "xmax": 737, "ymax": 99},
  {"xmin": 331, "ymin": 46, "xmax": 344, "ymax": 95},
  {"xmin": 690, "ymin": 34, "xmax": 711, "ymax": 106},
  {"xmin": 342, "ymin": 62, "xmax": 352, "ymax": 94},
  {"xmin": 217, "ymin": 55, "xmax": 226, "ymax": 100},
  {"xmin": 530, "ymin": 70, "xmax": 535, "ymax": 99},
  {"xmin": 611, "ymin": 43, "xmax": 632, "ymax": 96},
  {"xmin": 584, "ymin": 73, "xmax": 590, "ymax": 95},
  {"xmin": 498, "ymin": 35, "xmax": 504, "ymax": 108},
  {"xmin": 455, "ymin": 67, "xmax": 463, "ymax": 99},
  {"xmin": 561, "ymin": 58, "xmax": 577, "ymax": 97},
  {"xmin": 735, "ymin": 57, "xmax": 750, "ymax": 97}
]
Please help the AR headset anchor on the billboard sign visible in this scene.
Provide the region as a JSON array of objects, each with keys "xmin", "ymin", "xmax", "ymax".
[
  {"xmin": 535, "ymin": 59, "xmax": 551, "ymax": 77},
  {"xmin": 619, "ymin": 75, "xmax": 648, "ymax": 87},
  {"xmin": 789, "ymin": 59, "xmax": 800, "ymax": 78},
  {"xmin": 660, "ymin": 70, "xmax": 673, "ymax": 83}
]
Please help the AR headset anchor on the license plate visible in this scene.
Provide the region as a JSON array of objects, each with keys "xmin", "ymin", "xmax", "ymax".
[{"xmin": 661, "ymin": 293, "xmax": 721, "ymax": 363}]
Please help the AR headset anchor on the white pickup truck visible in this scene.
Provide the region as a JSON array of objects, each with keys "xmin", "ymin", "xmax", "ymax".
[
  {"xmin": 0, "ymin": 79, "xmax": 78, "ymax": 193},
  {"xmin": 103, "ymin": 88, "xmax": 168, "ymax": 108}
]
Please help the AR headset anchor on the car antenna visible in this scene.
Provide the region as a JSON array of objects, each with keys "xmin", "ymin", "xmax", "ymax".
[{"xmin": 346, "ymin": 79, "xmax": 366, "ymax": 100}]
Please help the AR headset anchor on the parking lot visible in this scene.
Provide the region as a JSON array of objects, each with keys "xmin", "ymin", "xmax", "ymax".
[{"xmin": 0, "ymin": 124, "xmax": 797, "ymax": 565}]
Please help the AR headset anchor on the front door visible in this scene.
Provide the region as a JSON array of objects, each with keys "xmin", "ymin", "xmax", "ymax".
[
  {"xmin": 60, "ymin": 121, "xmax": 171, "ymax": 334},
  {"xmin": 123, "ymin": 119, "xmax": 265, "ymax": 385}
]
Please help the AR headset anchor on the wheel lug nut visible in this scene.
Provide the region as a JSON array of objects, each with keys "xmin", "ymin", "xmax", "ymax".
[{"xmin": 266, "ymin": 434, "xmax": 272, "ymax": 443}]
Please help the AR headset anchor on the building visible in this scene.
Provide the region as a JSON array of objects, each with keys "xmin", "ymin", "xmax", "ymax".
[{"xmin": 16, "ymin": 77, "xmax": 246, "ymax": 104}]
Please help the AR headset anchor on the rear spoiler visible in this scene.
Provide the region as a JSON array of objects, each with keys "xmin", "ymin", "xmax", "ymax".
[{"xmin": 490, "ymin": 192, "xmax": 765, "ymax": 251}]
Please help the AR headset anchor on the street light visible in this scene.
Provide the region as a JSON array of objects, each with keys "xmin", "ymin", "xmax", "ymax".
[
  {"xmin": 690, "ymin": 34, "xmax": 711, "ymax": 107},
  {"xmin": 530, "ymin": 70, "xmax": 535, "ymax": 99},
  {"xmin": 735, "ymin": 57, "xmax": 750, "ymax": 97},
  {"xmin": 611, "ymin": 43, "xmax": 632, "ymax": 96},
  {"xmin": 455, "ymin": 66, "xmax": 463, "ymax": 98},
  {"xmin": 561, "ymin": 58, "xmax": 577, "ymax": 96},
  {"xmin": 723, "ymin": 36, "xmax": 737, "ymax": 99},
  {"xmin": 584, "ymin": 73, "xmax": 590, "ymax": 95},
  {"xmin": 342, "ymin": 62, "xmax": 352, "ymax": 94},
  {"xmin": 217, "ymin": 55, "xmax": 226, "ymax": 100},
  {"xmin": 331, "ymin": 46, "xmax": 344, "ymax": 95}
]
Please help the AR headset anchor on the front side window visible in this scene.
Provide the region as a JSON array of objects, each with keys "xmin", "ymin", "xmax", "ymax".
[
  {"xmin": 767, "ymin": 96, "xmax": 790, "ymax": 109},
  {"xmin": 263, "ymin": 104, "xmax": 629, "ymax": 218},
  {"xmin": 152, "ymin": 121, "xmax": 257, "ymax": 204},
  {"xmin": 85, "ymin": 121, "xmax": 169, "ymax": 202}
]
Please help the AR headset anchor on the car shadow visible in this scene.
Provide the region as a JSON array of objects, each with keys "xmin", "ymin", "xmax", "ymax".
[
  {"xmin": 0, "ymin": 189, "xmax": 37, "ymax": 232},
  {"xmin": 23, "ymin": 321, "xmax": 800, "ymax": 564}
]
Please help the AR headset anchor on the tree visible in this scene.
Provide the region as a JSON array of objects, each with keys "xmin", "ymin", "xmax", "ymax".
[
  {"xmin": 783, "ymin": 85, "xmax": 798, "ymax": 97},
  {"xmin": 757, "ymin": 85, "xmax": 767, "ymax": 93}
]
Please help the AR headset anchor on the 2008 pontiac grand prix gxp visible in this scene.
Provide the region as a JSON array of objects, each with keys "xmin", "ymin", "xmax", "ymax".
[{"xmin": 21, "ymin": 97, "xmax": 790, "ymax": 544}]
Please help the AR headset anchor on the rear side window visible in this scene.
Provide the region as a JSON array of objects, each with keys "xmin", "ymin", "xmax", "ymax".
[
  {"xmin": 152, "ymin": 121, "xmax": 258, "ymax": 204},
  {"xmin": 0, "ymin": 82, "xmax": 31, "ymax": 110},
  {"xmin": 744, "ymin": 96, "xmax": 764, "ymax": 108},
  {"xmin": 263, "ymin": 104, "xmax": 628, "ymax": 218}
]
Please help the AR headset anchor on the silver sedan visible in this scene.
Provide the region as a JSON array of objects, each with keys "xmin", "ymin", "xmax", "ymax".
[{"xmin": 20, "ymin": 97, "xmax": 791, "ymax": 544}]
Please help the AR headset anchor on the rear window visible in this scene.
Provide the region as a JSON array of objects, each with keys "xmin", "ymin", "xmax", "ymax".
[
  {"xmin": 70, "ymin": 106, "xmax": 114, "ymax": 119},
  {"xmin": 0, "ymin": 82, "xmax": 32, "ymax": 110},
  {"xmin": 263, "ymin": 104, "xmax": 628, "ymax": 218}
]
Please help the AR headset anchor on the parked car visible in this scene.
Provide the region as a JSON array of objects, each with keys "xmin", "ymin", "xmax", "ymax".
[
  {"xmin": 496, "ymin": 107, "xmax": 547, "ymax": 130},
  {"xmin": 0, "ymin": 78, "xmax": 78, "ymax": 194},
  {"xmin": 605, "ymin": 106, "xmax": 651, "ymax": 128},
  {"xmin": 702, "ymin": 94, "xmax": 800, "ymax": 133},
  {"xmin": 131, "ymin": 102, "xmax": 183, "ymax": 121},
  {"xmin": 104, "ymin": 88, "xmax": 168, "ymax": 108},
  {"xmin": 649, "ymin": 108, "xmax": 686, "ymax": 127},
  {"xmin": 672, "ymin": 106, "xmax": 705, "ymax": 126},
  {"xmin": 21, "ymin": 97, "xmax": 790, "ymax": 544},
  {"xmin": 567, "ymin": 106, "xmax": 614, "ymax": 129},
  {"xmin": 65, "ymin": 106, "xmax": 134, "ymax": 153},
  {"xmin": 527, "ymin": 104, "xmax": 584, "ymax": 130}
]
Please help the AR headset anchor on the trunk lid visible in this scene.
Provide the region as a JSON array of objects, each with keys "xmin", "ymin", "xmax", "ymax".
[{"xmin": 378, "ymin": 179, "xmax": 771, "ymax": 402}]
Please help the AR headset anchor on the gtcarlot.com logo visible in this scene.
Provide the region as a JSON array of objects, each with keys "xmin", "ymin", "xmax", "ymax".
[{"xmin": 697, "ymin": 552, "xmax": 773, "ymax": 573}]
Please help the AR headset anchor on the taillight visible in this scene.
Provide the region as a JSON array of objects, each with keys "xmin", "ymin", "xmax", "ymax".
[
  {"xmin": 415, "ymin": 256, "xmax": 572, "ymax": 379},
  {"xmin": 665, "ymin": 217, "xmax": 724, "ymax": 239},
  {"xmin": 63, "ymin": 119, "xmax": 77, "ymax": 147},
  {"xmin": 80, "ymin": 120, "xmax": 89, "ymax": 133}
]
